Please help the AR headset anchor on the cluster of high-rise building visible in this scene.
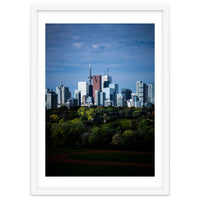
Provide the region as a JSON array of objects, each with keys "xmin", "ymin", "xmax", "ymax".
[{"xmin": 45, "ymin": 63, "xmax": 154, "ymax": 110}]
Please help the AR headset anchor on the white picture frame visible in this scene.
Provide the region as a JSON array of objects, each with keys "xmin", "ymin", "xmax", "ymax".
[{"xmin": 31, "ymin": 4, "xmax": 170, "ymax": 195}]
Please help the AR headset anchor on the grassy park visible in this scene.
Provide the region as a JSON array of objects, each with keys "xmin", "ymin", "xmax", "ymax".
[{"xmin": 46, "ymin": 106, "xmax": 155, "ymax": 176}]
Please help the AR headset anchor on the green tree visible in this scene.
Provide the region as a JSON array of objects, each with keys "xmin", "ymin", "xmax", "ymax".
[
  {"xmin": 88, "ymin": 126, "xmax": 102, "ymax": 147},
  {"xmin": 50, "ymin": 114, "xmax": 59, "ymax": 122},
  {"xmin": 119, "ymin": 110, "xmax": 125, "ymax": 118},
  {"xmin": 132, "ymin": 110, "xmax": 143, "ymax": 119},
  {"xmin": 124, "ymin": 108, "xmax": 133, "ymax": 118},
  {"xmin": 101, "ymin": 125, "xmax": 114, "ymax": 145},
  {"xmin": 63, "ymin": 120, "xmax": 84, "ymax": 146},
  {"xmin": 112, "ymin": 133, "xmax": 122, "ymax": 145},
  {"xmin": 138, "ymin": 119, "xmax": 154, "ymax": 135},
  {"xmin": 121, "ymin": 130, "xmax": 136, "ymax": 149},
  {"xmin": 50, "ymin": 123, "xmax": 64, "ymax": 147},
  {"xmin": 138, "ymin": 119, "xmax": 154, "ymax": 150},
  {"xmin": 77, "ymin": 106, "xmax": 88, "ymax": 120}
]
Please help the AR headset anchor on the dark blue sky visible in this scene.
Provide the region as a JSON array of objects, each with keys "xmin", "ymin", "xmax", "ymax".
[{"xmin": 46, "ymin": 24, "xmax": 154, "ymax": 96}]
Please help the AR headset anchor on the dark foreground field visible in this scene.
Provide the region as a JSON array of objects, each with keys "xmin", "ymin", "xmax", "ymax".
[
  {"xmin": 46, "ymin": 106, "xmax": 155, "ymax": 176},
  {"xmin": 46, "ymin": 150, "xmax": 154, "ymax": 176}
]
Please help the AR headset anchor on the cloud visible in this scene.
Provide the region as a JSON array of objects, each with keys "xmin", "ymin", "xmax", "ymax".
[
  {"xmin": 73, "ymin": 42, "xmax": 83, "ymax": 48},
  {"xmin": 91, "ymin": 44, "xmax": 99, "ymax": 49},
  {"xmin": 72, "ymin": 35, "xmax": 80, "ymax": 40},
  {"xmin": 101, "ymin": 43, "xmax": 111, "ymax": 48},
  {"xmin": 91, "ymin": 43, "xmax": 112, "ymax": 49}
]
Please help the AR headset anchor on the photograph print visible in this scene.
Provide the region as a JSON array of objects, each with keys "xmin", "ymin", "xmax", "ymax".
[{"xmin": 45, "ymin": 24, "xmax": 155, "ymax": 176}]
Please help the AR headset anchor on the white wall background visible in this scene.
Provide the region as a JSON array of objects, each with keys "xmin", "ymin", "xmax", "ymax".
[{"xmin": 0, "ymin": 0, "xmax": 200, "ymax": 199}]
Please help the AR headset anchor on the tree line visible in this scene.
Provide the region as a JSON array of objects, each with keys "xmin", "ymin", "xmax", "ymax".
[{"xmin": 46, "ymin": 106, "xmax": 154, "ymax": 151}]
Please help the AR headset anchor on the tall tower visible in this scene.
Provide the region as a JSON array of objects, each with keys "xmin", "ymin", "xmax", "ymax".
[
  {"xmin": 46, "ymin": 89, "xmax": 57, "ymax": 109},
  {"xmin": 136, "ymin": 81, "xmax": 148, "ymax": 104},
  {"xmin": 147, "ymin": 83, "xmax": 154, "ymax": 104},
  {"xmin": 88, "ymin": 61, "xmax": 93, "ymax": 97},
  {"xmin": 88, "ymin": 60, "xmax": 92, "ymax": 86},
  {"xmin": 56, "ymin": 82, "xmax": 71, "ymax": 105},
  {"xmin": 93, "ymin": 75, "xmax": 101, "ymax": 103},
  {"xmin": 102, "ymin": 67, "xmax": 112, "ymax": 89},
  {"xmin": 78, "ymin": 82, "xmax": 89, "ymax": 105}
]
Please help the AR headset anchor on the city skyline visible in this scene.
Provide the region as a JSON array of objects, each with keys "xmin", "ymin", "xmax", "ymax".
[
  {"xmin": 45, "ymin": 78, "xmax": 154, "ymax": 109},
  {"xmin": 46, "ymin": 24, "xmax": 154, "ymax": 96}
]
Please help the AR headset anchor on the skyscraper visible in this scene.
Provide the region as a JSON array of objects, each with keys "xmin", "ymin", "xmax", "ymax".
[
  {"xmin": 82, "ymin": 95, "xmax": 87, "ymax": 104},
  {"xmin": 109, "ymin": 83, "xmax": 118, "ymax": 94},
  {"xmin": 89, "ymin": 85, "xmax": 93, "ymax": 97},
  {"xmin": 127, "ymin": 99, "xmax": 135, "ymax": 108},
  {"xmin": 66, "ymin": 98, "xmax": 78, "ymax": 108},
  {"xmin": 45, "ymin": 88, "xmax": 50, "ymax": 94},
  {"xmin": 147, "ymin": 83, "xmax": 155, "ymax": 104},
  {"xmin": 95, "ymin": 90, "xmax": 100, "ymax": 106},
  {"xmin": 78, "ymin": 82, "xmax": 89, "ymax": 105},
  {"xmin": 102, "ymin": 87, "xmax": 113, "ymax": 100},
  {"xmin": 121, "ymin": 88, "xmax": 132, "ymax": 101},
  {"xmin": 86, "ymin": 96, "xmax": 94, "ymax": 105},
  {"xmin": 88, "ymin": 61, "xmax": 93, "ymax": 97},
  {"xmin": 131, "ymin": 93, "xmax": 139, "ymax": 102},
  {"xmin": 116, "ymin": 94, "xmax": 125, "ymax": 107},
  {"xmin": 100, "ymin": 92, "xmax": 106, "ymax": 106},
  {"xmin": 56, "ymin": 83, "xmax": 71, "ymax": 105},
  {"xmin": 104, "ymin": 100, "xmax": 114, "ymax": 107},
  {"xmin": 95, "ymin": 91, "xmax": 106, "ymax": 107},
  {"xmin": 45, "ymin": 88, "xmax": 50, "ymax": 102},
  {"xmin": 46, "ymin": 89, "xmax": 57, "ymax": 110},
  {"xmin": 74, "ymin": 90, "xmax": 81, "ymax": 106},
  {"xmin": 102, "ymin": 75, "xmax": 112, "ymax": 89},
  {"xmin": 93, "ymin": 75, "xmax": 101, "ymax": 103},
  {"xmin": 109, "ymin": 83, "xmax": 118, "ymax": 106},
  {"xmin": 136, "ymin": 81, "xmax": 148, "ymax": 103}
]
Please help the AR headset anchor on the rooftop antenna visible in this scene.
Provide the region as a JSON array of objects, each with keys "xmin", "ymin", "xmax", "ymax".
[
  {"xmin": 89, "ymin": 59, "xmax": 91, "ymax": 69},
  {"xmin": 88, "ymin": 59, "xmax": 92, "ymax": 85},
  {"xmin": 107, "ymin": 68, "xmax": 109, "ymax": 76}
]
